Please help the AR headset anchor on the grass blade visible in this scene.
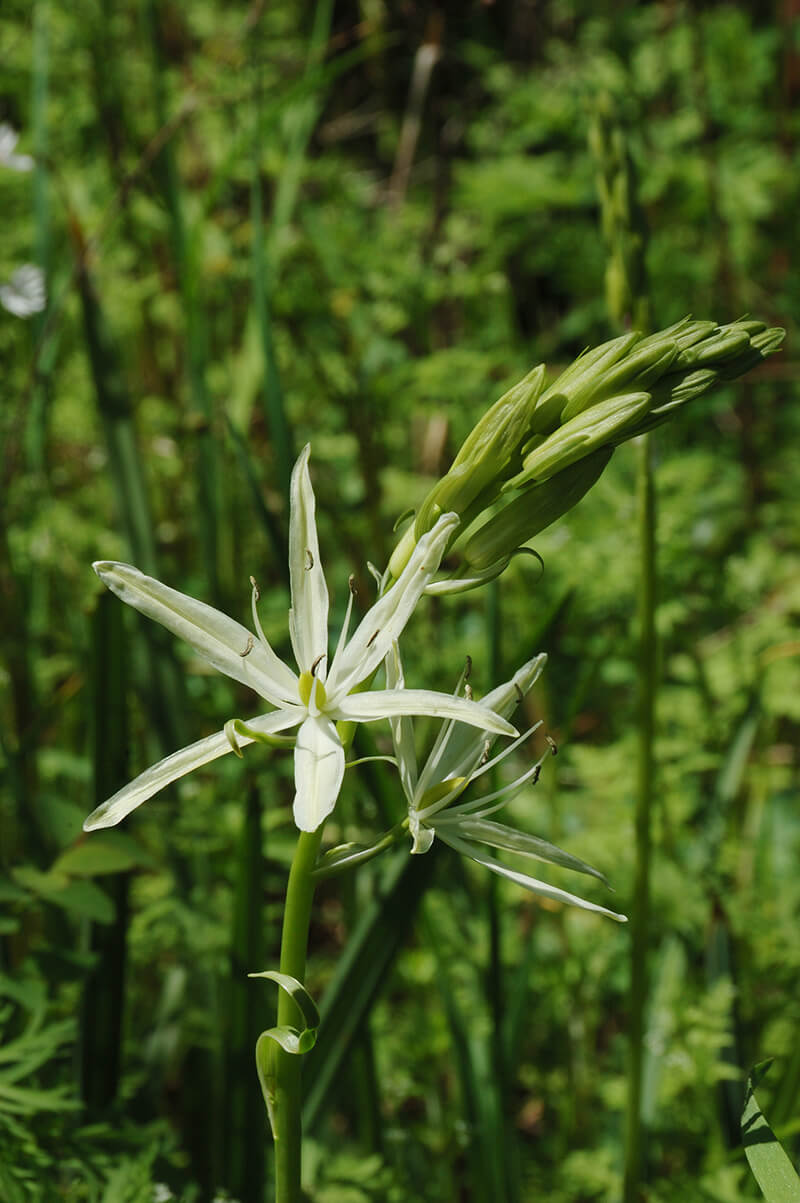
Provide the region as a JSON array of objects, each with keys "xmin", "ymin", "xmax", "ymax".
[
  {"xmin": 302, "ymin": 847, "xmax": 438, "ymax": 1132},
  {"xmin": 742, "ymin": 1062, "xmax": 800, "ymax": 1202}
]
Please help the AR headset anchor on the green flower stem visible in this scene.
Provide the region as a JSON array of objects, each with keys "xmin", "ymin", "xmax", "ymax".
[
  {"xmin": 272, "ymin": 826, "xmax": 324, "ymax": 1203},
  {"xmin": 623, "ymin": 433, "xmax": 657, "ymax": 1202}
]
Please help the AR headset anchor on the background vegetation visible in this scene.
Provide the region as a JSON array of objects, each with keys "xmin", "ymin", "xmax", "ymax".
[{"xmin": 1, "ymin": 1, "xmax": 798, "ymax": 1200}]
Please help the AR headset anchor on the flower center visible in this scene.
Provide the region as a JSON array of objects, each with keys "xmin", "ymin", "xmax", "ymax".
[{"xmin": 298, "ymin": 670, "xmax": 327, "ymax": 709}]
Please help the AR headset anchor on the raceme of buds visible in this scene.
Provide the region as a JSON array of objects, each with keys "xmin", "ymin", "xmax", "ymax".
[
  {"xmin": 389, "ymin": 316, "xmax": 783, "ymax": 586},
  {"xmin": 509, "ymin": 317, "xmax": 784, "ymax": 490}
]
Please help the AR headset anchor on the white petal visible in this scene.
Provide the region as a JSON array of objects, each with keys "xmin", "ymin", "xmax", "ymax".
[
  {"xmin": 293, "ymin": 715, "xmax": 345, "ymax": 832},
  {"xmin": 435, "ymin": 828, "xmax": 627, "ymax": 922},
  {"xmin": 409, "ymin": 810, "xmax": 435, "ymax": 854},
  {"xmin": 83, "ymin": 709, "xmax": 303, "ymax": 831},
  {"xmin": 288, "ymin": 446, "xmax": 329, "ymax": 675},
  {"xmin": 0, "ymin": 123, "xmax": 34, "ymax": 171},
  {"xmin": 336, "ymin": 688, "xmax": 517, "ymax": 738},
  {"xmin": 383, "ymin": 642, "xmax": 417, "ymax": 803},
  {"xmin": 94, "ymin": 561, "xmax": 298, "ymax": 705},
  {"xmin": 0, "ymin": 265, "xmax": 45, "ymax": 317},
  {"xmin": 327, "ymin": 512, "xmax": 459, "ymax": 699},
  {"xmin": 479, "ymin": 654, "xmax": 547, "ymax": 719}
]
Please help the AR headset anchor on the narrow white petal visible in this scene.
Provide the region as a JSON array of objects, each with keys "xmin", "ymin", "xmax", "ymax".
[
  {"xmin": 288, "ymin": 446, "xmax": 329, "ymax": 675},
  {"xmin": 434, "ymin": 828, "xmax": 627, "ymax": 922},
  {"xmin": 327, "ymin": 512, "xmax": 460, "ymax": 699},
  {"xmin": 83, "ymin": 709, "xmax": 303, "ymax": 831},
  {"xmin": 480, "ymin": 654, "xmax": 548, "ymax": 718},
  {"xmin": 293, "ymin": 715, "xmax": 345, "ymax": 832},
  {"xmin": 94, "ymin": 562, "xmax": 298, "ymax": 705},
  {"xmin": 336, "ymin": 688, "xmax": 517, "ymax": 738},
  {"xmin": 383, "ymin": 642, "xmax": 417, "ymax": 803},
  {"xmin": 0, "ymin": 264, "xmax": 45, "ymax": 317}
]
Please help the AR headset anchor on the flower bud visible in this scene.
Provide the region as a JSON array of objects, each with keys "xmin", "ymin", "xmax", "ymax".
[
  {"xmin": 529, "ymin": 332, "xmax": 639, "ymax": 436},
  {"xmin": 510, "ymin": 392, "xmax": 651, "ymax": 489},
  {"xmin": 413, "ymin": 364, "xmax": 546, "ymax": 537},
  {"xmin": 464, "ymin": 449, "xmax": 612, "ymax": 571}
]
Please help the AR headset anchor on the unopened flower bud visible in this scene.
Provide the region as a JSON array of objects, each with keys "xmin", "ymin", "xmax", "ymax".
[
  {"xmin": 510, "ymin": 392, "xmax": 651, "ymax": 489},
  {"xmin": 464, "ymin": 449, "xmax": 612, "ymax": 571},
  {"xmin": 414, "ymin": 364, "xmax": 547, "ymax": 537},
  {"xmin": 529, "ymin": 332, "xmax": 639, "ymax": 436}
]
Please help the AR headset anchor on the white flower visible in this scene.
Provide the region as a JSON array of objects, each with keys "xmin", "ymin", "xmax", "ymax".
[
  {"xmin": 0, "ymin": 123, "xmax": 34, "ymax": 172},
  {"xmin": 0, "ymin": 265, "xmax": 46, "ymax": 318},
  {"xmin": 385, "ymin": 644, "xmax": 626, "ymax": 921},
  {"xmin": 84, "ymin": 446, "xmax": 517, "ymax": 835}
]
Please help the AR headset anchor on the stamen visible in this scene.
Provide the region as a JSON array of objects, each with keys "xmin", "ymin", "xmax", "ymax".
[
  {"xmin": 305, "ymin": 549, "xmax": 314, "ymax": 570},
  {"xmin": 331, "ymin": 582, "xmax": 357, "ymax": 671},
  {"xmin": 479, "ymin": 739, "xmax": 491, "ymax": 767},
  {"xmin": 366, "ymin": 629, "xmax": 380, "ymax": 647},
  {"xmin": 366, "ymin": 561, "xmax": 382, "ymax": 588},
  {"xmin": 250, "ymin": 575, "xmax": 271, "ymax": 650},
  {"xmin": 240, "ymin": 634, "xmax": 255, "ymax": 658},
  {"xmin": 349, "ymin": 574, "xmax": 357, "ymax": 596},
  {"xmin": 514, "ymin": 683, "xmax": 524, "ymax": 704},
  {"xmin": 311, "ymin": 653, "xmax": 327, "ymax": 677},
  {"xmin": 416, "ymin": 659, "xmax": 477, "ymax": 798},
  {"xmin": 464, "ymin": 683, "xmax": 473, "ymax": 702},
  {"xmin": 468, "ymin": 722, "xmax": 543, "ymax": 784},
  {"xmin": 444, "ymin": 752, "xmax": 548, "ymax": 819},
  {"xmin": 546, "ymin": 734, "xmax": 558, "ymax": 756}
]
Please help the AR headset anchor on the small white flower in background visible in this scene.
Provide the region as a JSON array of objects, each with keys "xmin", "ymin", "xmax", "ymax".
[
  {"xmin": 151, "ymin": 1185, "xmax": 174, "ymax": 1203},
  {"xmin": 385, "ymin": 643, "xmax": 626, "ymax": 921},
  {"xmin": 84, "ymin": 445, "xmax": 517, "ymax": 835},
  {"xmin": 0, "ymin": 264, "xmax": 46, "ymax": 318},
  {"xmin": 0, "ymin": 123, "xmax": 34, "ymax": 171}
]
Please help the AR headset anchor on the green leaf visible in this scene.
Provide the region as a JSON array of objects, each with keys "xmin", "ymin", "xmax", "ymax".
[
  {"xmin": 11, "ymin": 868, "xmax": 115, "ymax": 924},
  {"xmin": 742, "ymin": 1061, "xmax": 800, "ymax": 1201},
  {"xmin": 51, "ymin": 830, "xmax": 154, "ymax": 876}
]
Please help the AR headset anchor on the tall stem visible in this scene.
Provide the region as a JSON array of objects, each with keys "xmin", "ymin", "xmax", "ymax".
[
  {"xmin": 623, "ymin": 434, "xmax": 657, "ymax": 1201},
  {"xmin": 272, "ymin": 827, "xmax": 323, "ymax": 1203}
]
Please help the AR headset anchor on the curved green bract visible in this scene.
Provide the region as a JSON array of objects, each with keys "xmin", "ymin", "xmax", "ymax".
[
  {"xmin": 250, "ymin": 970, "xmax": 320, "ymax": 1043},
  {"xmin": 225, "ymin": 717, "xmax": 296, "ymax": 757},
  {"xmin": 250, "ymin": 971, "xmax": 321, "ymax": 1138}
]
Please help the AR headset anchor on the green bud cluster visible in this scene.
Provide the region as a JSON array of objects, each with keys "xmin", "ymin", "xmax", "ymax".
[
  {"xmin": 390, "ymin": 316, "xmax": 783, "ymax": 584},
  {"xmin": 413, "ymin": 365, "xmax": 546, "ymax": 537}
]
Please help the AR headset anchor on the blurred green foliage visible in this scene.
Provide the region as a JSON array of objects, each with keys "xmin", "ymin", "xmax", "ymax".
[{"xmin": 1, "ymin": 1, "xmax": 798, "ymax": 1200}]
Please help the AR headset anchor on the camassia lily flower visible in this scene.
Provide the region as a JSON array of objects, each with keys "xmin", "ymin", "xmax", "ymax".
[
  {"xmin": 385, "ymin": 644, "xmax": 626, "ymax": 921},
  {"xmin": 84, "ymin": 446, "xmax": 517, "ymax": 835}
]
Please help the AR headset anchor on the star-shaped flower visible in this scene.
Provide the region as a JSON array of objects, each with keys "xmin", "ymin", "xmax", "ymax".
[
  {"xmin": 84, "ymin": 446, "xmax": 517, "ymax": 835},
  {"xmin": 385, "ymin": 644, "xmax": 626, "ymax": 921}
]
